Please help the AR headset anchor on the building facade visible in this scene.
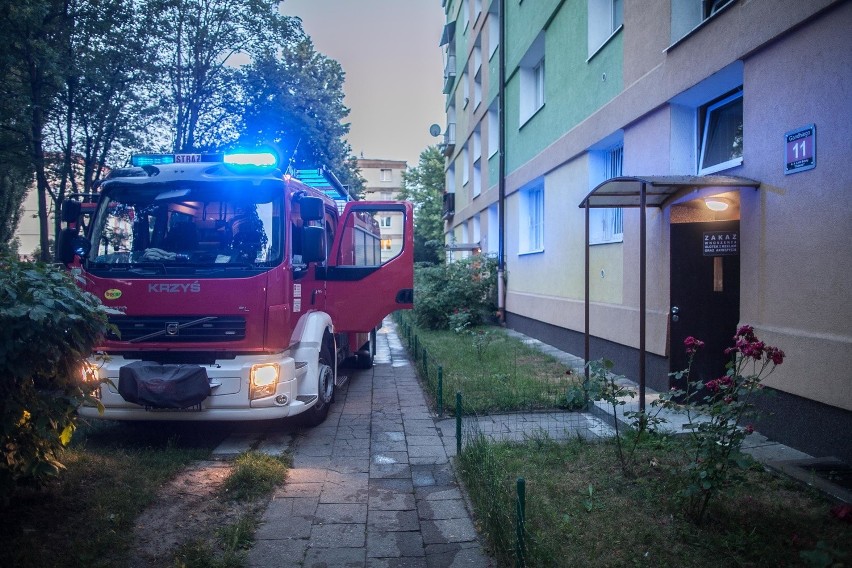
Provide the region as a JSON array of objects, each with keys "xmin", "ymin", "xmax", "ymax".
[
  {"xmin": 439, "ymin": 0, "xmax": 851, "ymax": 462},
  {"xmin": 358, "ymin": 158, "xmax": 408, "ymax": 262}
]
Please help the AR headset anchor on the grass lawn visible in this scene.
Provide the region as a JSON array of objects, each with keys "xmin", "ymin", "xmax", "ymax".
[
  {"xmin": 459, "ymin": 435, "xmax": 851, "ymax": 567},
  {"xmin": 403, "ymin": 323, "xmax": 582, "ymax": 414},
  {"xmin": 0, "ymin": 421, "xmax": 218, "ymax": 568},
  {"xmin": 399, "ymin": 319, "xmax": 850, "ymax": 567}
]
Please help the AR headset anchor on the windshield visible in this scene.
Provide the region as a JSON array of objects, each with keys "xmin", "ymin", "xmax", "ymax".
[{"xmin": 88, "ymin": 184, "xmax": 283, "ymax": 270}]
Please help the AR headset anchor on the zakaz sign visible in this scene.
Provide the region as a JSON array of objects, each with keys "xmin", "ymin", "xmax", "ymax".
[
  {"xmin": 703, "ymin": 231, "xmax": 738, "ymax": 256},
  {"xmin": 785, "ymin": 124, "xmax": 816, "ymax": 175}
]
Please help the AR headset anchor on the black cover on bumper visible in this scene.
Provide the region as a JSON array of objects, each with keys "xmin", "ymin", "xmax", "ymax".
[{"xmin": 118, "ymin": 361, "xmax": 210, "ymax": 408}]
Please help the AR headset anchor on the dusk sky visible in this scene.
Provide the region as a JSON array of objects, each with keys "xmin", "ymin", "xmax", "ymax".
[{"xmin": 282, "ymin": 0, "xmax": 447, "ymax": 168}]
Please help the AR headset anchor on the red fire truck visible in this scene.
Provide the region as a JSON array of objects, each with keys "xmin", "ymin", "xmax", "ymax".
[{"xmin": 59, "ymin": 152, "xmax": 413, "ymax": 425}]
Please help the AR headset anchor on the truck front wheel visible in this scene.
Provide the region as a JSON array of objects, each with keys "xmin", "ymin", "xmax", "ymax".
[{"xmin": 304, "ymin": 340, "xmax": 335, "ymax": 426}]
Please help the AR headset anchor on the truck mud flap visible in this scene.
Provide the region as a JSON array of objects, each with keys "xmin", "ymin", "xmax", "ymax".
[{"xmin": 118, "ymin": 361, "xmax": 210, "ymax": 409}]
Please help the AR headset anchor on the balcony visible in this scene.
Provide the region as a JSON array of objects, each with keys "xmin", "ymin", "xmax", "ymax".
[
  {"xmin": 442, "ymin": 192, "xmax": 455, "ymax": 220},
  {"xmin": 439, "ymin": 123, "xmax": 456, "ymax": 157},
  {"xmin": 443, "ymin": 55, "xmax": 457, "ymax": 94}
]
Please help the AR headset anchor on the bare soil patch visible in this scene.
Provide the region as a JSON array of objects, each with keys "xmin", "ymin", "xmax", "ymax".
[{"xmin": 129, "ymin": 460, "xmax": 265, "ymax": 567}]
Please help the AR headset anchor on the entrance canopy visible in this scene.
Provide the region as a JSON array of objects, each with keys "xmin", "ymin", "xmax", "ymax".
[
  {"xmin": 580, "ymin": 175, "xmax": 760, "ymax": 208},
  {"xmin": 578, "ymin": 174, "xmax": 760, "ymax": 411}
]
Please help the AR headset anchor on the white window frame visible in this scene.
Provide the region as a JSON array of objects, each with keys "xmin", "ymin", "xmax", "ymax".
[
  {"xmin": 588, "ymin": 0, "xmax": 623, "ymax": 58},
  {"xmin": 519, "ymin": 33, "xmax": 546, "ymax": 126},
  {"xmin": 380, "ymin": 216, "xmax": 392, "ymax": 228},
  {"xmin": 698, "ymin": 90, "xmax": 743, "ymax": 175},
  {"xmin": 461, "ymin": 69, "xmax": 469, "ymax": 108},
  {"xmin": 488, "ymin": 11, "xmax": 500, "ymax": 59},
  {"xmin": 473, "ymin": 129, "xmax": 482, "ymax": 197},
  {"xmin": 533, "ymin": 59, "xmax": 545, "ymax": 109},
  {"xmin": 670, "ymin": 0, "xmax": 735, "ymax": 45},
  {"xmin": 488, "ymin": 108, "xmax": 498, "ymax": 158},
  {"xmin": 379, "ymin": 168, "xmax": 392, "ymax": 182},
  {"xmin": 487, "ymin": 204, "xmax": 499, "ymax": 255},
  {"xmin": 461, "ymin": 0, "xmax": 469, "ymax": 31},
  {"xmin": 519, "ymin": 182, "xmax": 544, "ymax": 254},
  {"xmin": 589, "ymin": 143, "xmax": 624, "ymax": 245},
  {"xmin": 462, "ymin": 145, "xmax": 470, "ymax": 185}
]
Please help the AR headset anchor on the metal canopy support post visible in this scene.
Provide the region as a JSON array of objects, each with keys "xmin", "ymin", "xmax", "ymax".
[
  {"xmin": 584, "ymin": 201, "xmax": 590, "ymax": 380},
  {"xmin": 639, "ymin": 183, "xmax": 647, "ymax": 412}
]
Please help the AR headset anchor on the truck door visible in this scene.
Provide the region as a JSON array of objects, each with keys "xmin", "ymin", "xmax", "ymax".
[{"xmin": 318, "ymin": 202, "xmax": 414, "ymax": 332}]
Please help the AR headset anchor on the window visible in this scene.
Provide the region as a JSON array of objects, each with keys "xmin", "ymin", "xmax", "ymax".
[
  {"xmin": 473, "ymin": 214, "xmax": 481, "ymax": 244},
  {"xmin": 699, "ymin": 91, "xmax": 743, "ymax": 174},
  {"xmin": 381, "ymin": 239, "xmax": 392, "ymax": 251},
  {"xmin": 462, "ymin": 145, "xmax": 470, "ymax": 185},
  {"xmin": 380, "ymin": 216, "xmax": 392, "ymax": 228},
  {"xmin": 588, "ymin": 0, "xmax": 623, "ymax": 57},
  {"xmin": 488, "ymin": 8, "xmax": 500, "ymax": 59},
  {"xmin": 473, "ymin": 129, "xmax": 482, "ymax": 197},
  {"xmin": 519, "ymin": 182, "xmax": 544, "ymax": 253},
  {"xmin": 533, "ymin": 59, "xmax": 545, "ymax": 108},
  {"xmin": 461, "ymin": 0, "xmax": 469, "ymax": 30},
  {"xmin": 589, "ymin": 143, "xmax": 624, "ymax": 245},
  {"xmin": 488, "ymin": 107, "xmax": 499, "ymax": 158},
  {"xmin": 671, "ymin": 0, "xmax": 735, "ymax": 44},
  {"xmin": 519, "ymin": 33, "xmax": 545, "ymax": 125},
  {"xmin": 487, "ymin": 204, "xmax": 499, "ymax": 255},
  {"xmin": 473, "ymin": 45, "xmax": 483, "ymax": 109},
  {"xmin": 461, "ymin": 69, "xmax": 469, "ymax": 108},
  {"xmin": 379, "ymin": 168, "xmax": 392, "ymax": 182}
]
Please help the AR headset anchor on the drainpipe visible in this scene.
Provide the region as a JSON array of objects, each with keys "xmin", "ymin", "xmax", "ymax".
[{"xmin": 497, "ymin": 0, "xmax": 507, "ymax": 324}]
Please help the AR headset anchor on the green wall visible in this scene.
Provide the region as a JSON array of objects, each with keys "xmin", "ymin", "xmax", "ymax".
[{"xmin": 505, "ymin": 1, "xmax": 624, "ymax": 173}]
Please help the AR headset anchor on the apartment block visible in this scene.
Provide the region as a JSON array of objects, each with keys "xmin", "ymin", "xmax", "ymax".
[
  {"xmin": 439, "ymin": 0, "xmax": 851, "ymax": 462},
  {"xmin": 358, "ymin": 158, "xmax": 407, "ymax": 262}
]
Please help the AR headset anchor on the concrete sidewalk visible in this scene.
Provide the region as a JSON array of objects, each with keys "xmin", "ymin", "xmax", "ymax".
[{"xmin": 247, "ymin": 322, "xmax": 492, "ymax": 568}]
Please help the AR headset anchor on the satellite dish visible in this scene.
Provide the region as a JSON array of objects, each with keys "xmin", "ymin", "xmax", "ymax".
[{"xmin": 429, "ymin": 124, "xmax": 441, "ymax": 137}]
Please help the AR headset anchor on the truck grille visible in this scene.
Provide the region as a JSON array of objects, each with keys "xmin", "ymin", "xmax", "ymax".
[{"xmin": 107, "ymin": 316, "xmax": 246, "ymax": 343}]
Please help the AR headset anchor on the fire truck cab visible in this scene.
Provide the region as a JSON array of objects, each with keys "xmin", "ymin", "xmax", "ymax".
[{"xmin": 62, "ymin": 152, "xmax": 413, "ymax": 425}]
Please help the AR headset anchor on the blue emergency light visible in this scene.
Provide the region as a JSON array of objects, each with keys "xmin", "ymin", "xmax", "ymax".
[
  {"xmin": 223, "ymin": 152, "xmax": 277, "ymax": 167},
  {"xmin": 131, "ymin": 154, "xmax": 176, "ymax": 166},
  {"xmin": 130, "ymin": 151, "xmax": 278, "ymax": 168}
]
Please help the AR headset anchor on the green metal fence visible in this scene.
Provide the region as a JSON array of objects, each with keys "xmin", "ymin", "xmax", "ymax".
[{"xmin": 393, "ymin": 313, "xmax": 612, "ymax": 567}]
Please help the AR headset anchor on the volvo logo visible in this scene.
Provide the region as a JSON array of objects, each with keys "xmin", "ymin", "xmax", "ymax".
[{"xmin": 166, "ymin": 322, "xmax": 180, "ymax": 336}]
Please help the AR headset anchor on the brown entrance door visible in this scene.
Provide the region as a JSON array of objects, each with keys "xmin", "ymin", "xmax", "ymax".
[{"xmin": 669, "ymin": 220, "xmax": 740, "ymax": 391}]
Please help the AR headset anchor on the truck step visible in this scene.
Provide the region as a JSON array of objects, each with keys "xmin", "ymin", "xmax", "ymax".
[{"xmin": 295, "ymin": 394, "xmax": 318, "ymax": 405}]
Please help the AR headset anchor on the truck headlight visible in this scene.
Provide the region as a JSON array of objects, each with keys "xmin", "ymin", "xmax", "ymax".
[
  {"xmin": 80, "ymin": 361, "xmax": 98, "ymax": 383},
  {"xmin": 250, "ymin": 363, "xmax": 279, "ymax": 400}
]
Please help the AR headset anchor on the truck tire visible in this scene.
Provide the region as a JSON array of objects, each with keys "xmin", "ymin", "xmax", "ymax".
[{"xmin": 304, "ymin": 339, "xmax": 335, "ymax": 426}]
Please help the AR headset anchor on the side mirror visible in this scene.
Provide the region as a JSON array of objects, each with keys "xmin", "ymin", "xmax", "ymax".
[
  {"xmin": 299, "ymin": 196, "xmax": 324, "ymax": 222},
  {"xmin": 300, "ymin": 226, "xmax": 326, "ymax": 264},
  {"xmin": 58, "ymin": 230, "xmax": 91, "ymax": 264},
  {"xmin": 61, "ymin": 200, "xmax": 82, "ymax": 223}
]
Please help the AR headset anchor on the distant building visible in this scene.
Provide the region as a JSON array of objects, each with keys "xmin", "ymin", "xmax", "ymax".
[
  {"xmin": 16, "ymin": 184, "xmax": 45, "ymax": 259},
  {"xmin": 439, "ymin": 0, "xmax": 851, "ymax": 462},
  {"xmin": 358, "ymin": 158, "xmax": 407, "ymax": 262}
]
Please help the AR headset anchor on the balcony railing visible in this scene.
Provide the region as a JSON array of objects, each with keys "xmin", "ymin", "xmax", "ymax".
[
  {"xmin": 439, "ymin": 123, "xmax": 456, "ymax": 157},
  {"xmin": 442, "ymin": 192, "xmax": 455, "ymax": 219},
  {"xmin": 443, "ymin": 55, "xmax": 457, "ymax": 94}
]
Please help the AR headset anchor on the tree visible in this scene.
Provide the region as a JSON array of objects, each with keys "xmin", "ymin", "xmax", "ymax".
[
  {"xmin": 148, "ymin": 0, "xmax": 299, "ymax": 153},
  {"xmin": 0, "ymin": 0, "xmax": 70, "ymax": 260},
  {"xmin": 44, "ymin": 0, "xmax": 162, "ymax": 256},
  {"xmin": 236, "ymin": 35, "xmax": 363, "ymax": 196},
  {"xmin": 400, "ymin": 146, "xmax": 445, "ymax": 263}
]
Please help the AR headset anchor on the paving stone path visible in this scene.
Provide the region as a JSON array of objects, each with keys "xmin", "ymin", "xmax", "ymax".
[{"xmin": 247, "ymin": 322, "xmax": 492, "ymax": 568}]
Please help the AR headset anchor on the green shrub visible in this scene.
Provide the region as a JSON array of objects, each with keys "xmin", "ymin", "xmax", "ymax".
[
  {"xmin": 0, "ymin": 256, "xmax": 109, "ymax": 500},
  {"xmin": 413, "ymin": 255, "xmax": 498, "ymax": 330}
]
